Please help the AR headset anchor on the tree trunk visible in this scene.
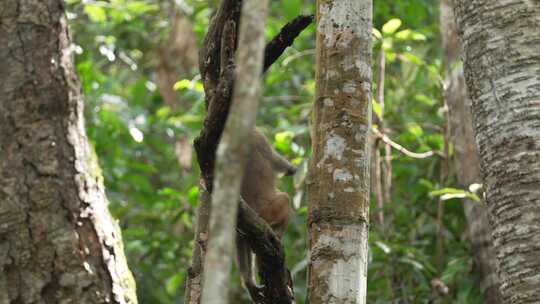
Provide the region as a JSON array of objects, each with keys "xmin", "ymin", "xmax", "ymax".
[
  {"xmin": 155, "ymin": 3, "xmax": 199, "ymax": 110},
  {"xmin": 440, "ymin": 1, "xmax": 502, "ymax": 302},
  {"xmin": 201, "ymin": 0, "xmax": 269, "ymax": 303},
  {"xmin": 0, "ymin": 1, "xmax": 137, "ymax": 303},
  {"xmin": 453, "ymin": 1, "xmax": 540, "ymax": 302},
  {"xmin": 307, "ymin": 1, "xmax": 372, "ymax": 303}
]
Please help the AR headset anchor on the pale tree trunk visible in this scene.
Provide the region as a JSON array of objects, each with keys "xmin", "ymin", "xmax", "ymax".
[
  {"xmin": 453, "ymin": 1, "xmax": 540, "ymax": 302},
  {"xmin": 0, "ymin": 1, "xmax": 137, "ymax": 303},
  {"xmin": 154, "ymin": 3, "xmax": 199, "ymax": 171},
  {"xmin": 201, "ymin": 0, "xmax": 269, "ymax": 303},
  {"xmin": 307, "ymin": 1, "xmax": 372, "ymax": 303},
  {"xmin": 440, "ymin": 1, "xmax": 502, "ymax": 302},
  {"xmin": 155, "ymin": 3, "xmax": 198, "ymax": 109}
]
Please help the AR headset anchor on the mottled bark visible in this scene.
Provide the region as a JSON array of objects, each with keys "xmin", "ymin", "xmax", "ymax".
[
  {"xmin": 453, "ymin": 1, "xmax": 540, "ymax": 302},
  {"xmin": 0, "ymin": 1, "xmax": 137, "ymax": 303},
  {"xmin": 307, "ymin": 1, "xmax": 372, "ymax": 303},
  {"xmin": 184, "ymin": 190, "xmax": 211, "ymax": 304},
  {"xmin": 440, "ymin": 1, "xmax": 502, "ymax": 302},
  {"xmin": 200, "ymin": 0, "xmax": 269, "ymax": 303}
]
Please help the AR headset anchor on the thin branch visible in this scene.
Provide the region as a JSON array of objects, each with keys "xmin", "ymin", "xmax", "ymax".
[
  {"xmin": 371, "ymin": 141, "xmax": 385, "ymax": 227},
  {"xmin": 374, "ymin": 46, "xmax": 387, "ymax": 230},
  {"xmin": 281, "ymin": 49, "xmax": 315, "ymax": 67},
  {"xmin": 194, "ymin": 20, "xmax": 237, "ymax": 189},
  {"xmin": 371, "ymin": 128, "xmax": 435, "ymax": 159},
  {"xmin": 263, "ymin": 14, "xmax": 314, "ymax": 73}
]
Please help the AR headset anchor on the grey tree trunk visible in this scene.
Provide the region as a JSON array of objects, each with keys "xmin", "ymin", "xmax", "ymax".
[
  {"xmin": 307, "ymin": 1, "xmax": 372, "ymax": 303},
  {"xmin": 440, "ymin": 1, "xmax": 502, "ymax": 302},
  {"xmin": 453, "ymin": 1, "xmax": 540, "ymax": 302},
  {"xmin": 201, "ymin": 0, "xmax": 269, "ymax": 303},
  {"xmin": 0, "ymin": 1, "xmax": 137, "ymax": 303}
]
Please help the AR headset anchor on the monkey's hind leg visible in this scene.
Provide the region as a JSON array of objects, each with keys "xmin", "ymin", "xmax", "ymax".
[
  {"xmin": 236, "ymin": 235, "xmax": 263, "ymax": 300},
  {"xmin": 268, "ymin": 192, "xmax": 291, "ymax": 239}
]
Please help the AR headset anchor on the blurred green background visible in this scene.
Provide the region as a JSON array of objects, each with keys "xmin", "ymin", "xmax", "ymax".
[{"xmin": 66, "ymin": 0, "xmax": 480, "ymax": 303}]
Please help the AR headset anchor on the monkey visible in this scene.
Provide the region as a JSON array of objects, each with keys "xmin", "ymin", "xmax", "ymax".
[{"xmin": 236, "ymin": 128, "xmax": 297, "ymax": 299}]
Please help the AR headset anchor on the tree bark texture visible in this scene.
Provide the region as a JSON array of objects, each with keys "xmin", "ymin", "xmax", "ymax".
[
  {"xmin": 453, "ymin": 1, "xmax": 540, "ymax": 302},
  {"xmin": 184, "ymin": 190, "xmax": 211, "ymax": 304},
  {"xmin": 0, "ymin": 1, "xmax": 137, "ymax": 303},
  {"xmin": 201, "ymin": 0, "xmax": 269, "ymax": 303},
  {"xmin": 440, "ymin": 0, "xmax": 502, "ymax": 302},
  {"xmin": 307, "ymin": 1, "xmax": 372, "ymax": 303}
]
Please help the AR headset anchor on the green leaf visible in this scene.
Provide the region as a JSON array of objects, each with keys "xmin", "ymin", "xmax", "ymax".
[
  {"xmin": 430, "ymin": 188, "xmax": 481, "ymax": 202},
  {"xmin": 375, "ymin": 241, "xmax": 391, "ymax": 254},
  {"xmin": 166, "ymin": 272, "xmax": 185, "ymax": 295},
  {"xmin": 401, "ymin": 53, "xmax": 423, "ymax": 65},
  {"xmin": 382, "ymin": 38, "xmax": 393, "ymax": 51},
  {"xmin": 413, "ymin": 94, "xmax": 435, "ymax": 107},
  {"xmin": 382, "ymin": 18, "xmax": 402, "ymax": 35},
  {"xmin": 407, "ymin": 123, "xmax": 423, "ymax": 138},
  {"xmin": 125, "ymin": 1, "xmax": 158, "ymax": 14},
  {"xmin": 187, "ymin": 186, "xmax": 199, "ymax": 207},
  {"xmin": 173, "ymin": 79, "xmax": 192, "ymax": 91},
  {"xmin": 282, "ymin": 0, "xmax": 302, "ymax": 19},
  {"xmin": 156, "ymin": 106, "xmax": 171, "ymax": 119},
  {"xmin": 395, "ymin": 29, "xmax": 413, "ymax": 40},
  {"xmin": 372, "ymin": 98, "xmax": 383, "ymax": 120},
  {"xmin": 412, "ymin": 32, "xmax": 427, "ymax": 41},
  {"xmin": 372, "ymin": 28, "xmax": 382, "ymax": 40},
  {"xmin": 275, "ymin": 131, "xmax": 294, "ymax": 152},
  {"xmin": 400, "ymin": 257, "xmax": 425, "ymax": 271},
  {"xmin": 84, "ymin": 4, "xmax": 107, "ymax": 22},
  {"xmin": 174, "ymin": 79, "xmax": 204, "ymax": 93},
  {"xmin": 395, "ymin": 29, "xmax": 426, "ymax": 41}
]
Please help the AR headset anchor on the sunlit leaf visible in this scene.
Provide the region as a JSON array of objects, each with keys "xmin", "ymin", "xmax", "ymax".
[
  {"xmin": 275, "ymin": 131, "xmax": 295, "ymax": 153},
  {"xmin": 430, "ymin": 188, "xmax": 481, "ymax": 202},
  {"xmin": 126, "ymin": 1, "xmax": 158, "ymax": 14},
  {"xmin": 174, "ymin": 79, "xmax": 192, "ymax": 91},
  {"xmin": 400, "ymin": 52, "xmax": 423, "ymax": 65},
  {"xmin": 400, "ymin": 257, "xmax": 425, "ymax": 271},
  {"xmin": 375, "ymin": 241, "xmax": 391, "ymax": 254},
  {"xmin": 468, "ymin": 183, "xmax": 483, "ymax": 193},
  {"xmin": 407, "ymin": 123, "xmax": 423, "ymax": 138},
  {"xmin": 156, "ymin": 106, "xmax": 171, "ymax": 119},
  {"xmin": 395, "ymin": 29, "xmax": 413, "ymax": 40},
  {"xmin": 166, "ymin": 272, "xmax": 184, "ymax": 295},
  {"xmin": 187, "ymin": 186, "xmax": 199, "ymax": 207},
  {"xmin": 372, "ymin": 98, "xmax": 383, "ymax": 120},
  {"xmin": 372, "ymin": 28, "xmax": 382, "ymax": 40},
  {"xmin": 382, "ymin": 18, "xmax": 402, "ymax": 35},
  {"xmin": 84, "ymin": 4, "xmax": 107, "ymax": 22},
  {"xmin": 412, "ymin": 32, "xmax": 427, "ymax": 41}
]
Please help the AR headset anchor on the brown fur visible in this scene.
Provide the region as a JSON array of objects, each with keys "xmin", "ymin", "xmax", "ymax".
[{"xmin": 237, "ymin": 128, "xmax": 296, "ymax": 298}]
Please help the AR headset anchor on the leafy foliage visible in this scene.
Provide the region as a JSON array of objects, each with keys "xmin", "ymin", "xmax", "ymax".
[{"xmin": 67, "ymin": 0, "xmax": 482, "ymax": 303}]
